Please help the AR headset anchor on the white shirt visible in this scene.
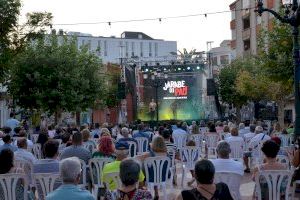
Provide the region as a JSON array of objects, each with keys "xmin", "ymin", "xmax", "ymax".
[
  {"xmin": 172, "ymin": 128, "xmax": 187, "ymax": 137},
  {"xmin": 239, "ymin": 128, "xmax": 249, "ymax": 137},
  {"xmin": 249, "ymin": 133, "xmax": 271, "ymax": 150},
  {"xmin": 210, "ymin": 158, "xmax": 244, "ymax": 176},
  {"xmin": 14, "ymin": 148, "xmax": 37, "ymax": 164},
  {"xmin": 13, "ymin": 139, "xmax": 33, "ymax": 149},
  {"xmin": 243, "ymin": 132, "xmax": 256, "ymax": 140},
  {"xmin": 226, "ymin": 136, "xmax": 245, "ymax": 149}
]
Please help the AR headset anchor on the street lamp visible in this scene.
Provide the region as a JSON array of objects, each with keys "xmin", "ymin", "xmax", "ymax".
[
  {"xmin": 255, "ymin": 0, "xmax": 300, "ymax": 140},
  {"xmin": 143, "ymin": 69, "xmax": 168, "ymax": 124}
]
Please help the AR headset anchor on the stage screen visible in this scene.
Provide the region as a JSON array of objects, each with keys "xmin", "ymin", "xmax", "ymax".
[{"xmin": 138, "ymin": 74, "xmax": 204, "ymax": 121}]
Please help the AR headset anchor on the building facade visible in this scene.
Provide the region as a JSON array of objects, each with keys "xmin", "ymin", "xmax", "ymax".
[{"xmin": 230, "ymin": 0, "xmax": 280, "ymax": 58}]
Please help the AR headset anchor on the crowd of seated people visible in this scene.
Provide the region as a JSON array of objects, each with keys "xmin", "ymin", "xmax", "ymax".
[{"xmin": 0, "ymin": 117, "xmax": 298, "ymax": 200}]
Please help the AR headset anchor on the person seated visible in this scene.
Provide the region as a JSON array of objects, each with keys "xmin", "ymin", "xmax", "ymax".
[
  {"xmin": 172, "ymin": 122, "xmax": 188, "ymax": 137},
  {"xmin": 238, "ymin": 123, "xmax": 248, "ymax": 137},
  {"xmin": 13, "ymin": 130, "xmax": 33, "ymax": 149},
  {"xmin": 271, "ymin": 122, "xmax": 282, "ymax": 137},
  {"xmin": 102, "ymin": 141, "xmax": 145, "ymax": 191},
  {"xmin": 176, "ymin": 159, "xmax": 233, "ymax": 200},
  {"xmin": 91, "ymin": 123, "xmax": 101, "ymax": 138},
  {"xmin": 132, "ymin": 124, "xmax": 150, "ymax": 140},
  {"xmin": 92, "ymin": 136, "xmax": 116, "ymax": 160},
  {"xmin": 252, "ymin": 140, "xmax": 287, "ymax": 199},
  {"xmin": 243, "ymin": 124, "xmax": 256, "ymax": 141},
  {"xmin": 243, "ymin": 126, "xmax": 271, "ymax": 173},
  {"xmin": 82, "ymin": 129, "xmax": 96, "ymax": 152},
  {"xmin": 33, "ymin": 139, "xmax": 59, "ymax": 173},
  {"xmin": 100, "ymin": 128, "xmax": 111, "ymax": 137},
  {"xmin": 225, "ymin": 127, "xmax": 245, "ymax": 152},
  {"xmin": 37, "ymin": 128, "xmax": 49, "ymax": 150},
  {"xmin": 46, "ymin": 157, "xmax": 94, "ymax": 200},
  {"xmin": 0, "ymin": 149, "xmax": 25, "ymax": 200},
  {"xmin": 271, "ymin": 137, "xmax": 288, "ymax": 156},
  {"xmin": 221, "ymin": 125, "xmax": 231, "ymax": 140},
  {"xmin": 104, "ymin": 159, "xmax": 152, "ymax": 200},
  {"xmin": 14, "ymin": 138, "xmax": 37, "ymax": 164},
  {"xmin": 210, "ymin": 141, "xmax": 244, "ymax": 176},
  {"xmin": 0, "ymin": 135, "xmax": 17, "ymax": 152},
  {"xmin": 117, "ymin": 127, "xmax": 137, "ymax": 145},
  {"xmin": 60, "ymin": 132, "xmax": 91, "ymax": 164}
]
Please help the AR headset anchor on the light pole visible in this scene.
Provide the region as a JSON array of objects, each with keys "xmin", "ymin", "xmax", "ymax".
[
  {"xmin": 255, "ymin": 0, "xmax": 300, "ymax": 139},
  {"xmin": 143, "ymin": 69, "xmax": 168, "ymax": 125}
]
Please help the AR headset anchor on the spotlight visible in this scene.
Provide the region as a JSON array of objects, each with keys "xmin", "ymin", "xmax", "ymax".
[
  {"xmin": 187, "ymin": 67, "xmax": 191, "ymax": 70},
  {"xmin": 178, "ymin": 67, "xmax": 181, "ymax": 71},
  {"xmin": 164, "ymin": 68, "xmax": 167, "ymax": 71},
  {"xmin": 196, "ymin": 66, "xmax": 200, "ymax": 70},
  {"xmin": 145, "ymin": 69, "xmax": 149, "ymax": 72}
]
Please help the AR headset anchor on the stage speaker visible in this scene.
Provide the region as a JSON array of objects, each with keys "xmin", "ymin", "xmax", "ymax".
[
  {"xmin": 117, "ymin": 82, "xmax": 126, "ymax": 99},
  {"xmin": 207, "ymin": 79, "xmax": 216, "ymax": 96}
]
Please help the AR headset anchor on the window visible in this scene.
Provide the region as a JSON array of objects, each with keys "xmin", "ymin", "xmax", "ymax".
[
  {"xmin": 220, "ymin": 55, "xmax": 229, "ymax": 65},
  {"xmin": 140, "ymin": 42, "xmax": 143, "ymax": 57},
  {"xmin": 231, "ymin": 10, "xmax": 236, "ymax": 20},
  {"xmin": 149, "ymin": 43, "xmax": 152, "ymax": 57},
  {"xmin": 97, "ymin": 40, "xmax": 101, "ymax": 56},
  {"xmin": 212, "ymin": 57, "xmax": 218, "ymax": 66},
  {"xmin": 81, "ymin": 39, "xmax": 85, "ymax": 47},
  {"xmin": 87, "ymin": 40, "xmax": 91, "ymax": 51},
  {"xmin": 244, "ymin": 39, "xmax": 251, "ymax": 51},
  {"xmin": 154, "ymin": 43, "xmax": 158, "ymax": 57},
  {"xmin": 125, "ymin": 42, "xmax": 128, "ymax": 57},
  {"xmin": 104, "ymin": 40, "xmax": 107, "ymax": 56},
  {"xmin": 243, "ymin": 16, "xmax": 250, "ymax": 30},
  {"xmin": 242, "ymin": 0, "xmax": 250, "ymax": 9},
  {"xmin": 131, "ymin": 42, "xmax": 135, "ymax": 57}
]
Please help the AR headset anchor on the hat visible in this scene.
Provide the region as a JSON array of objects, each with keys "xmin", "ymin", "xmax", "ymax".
[{"xmin": 115, "ymin": 141, "xmax": 129, "ymax": 150}]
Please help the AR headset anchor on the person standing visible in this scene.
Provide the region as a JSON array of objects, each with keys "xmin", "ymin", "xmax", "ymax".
[{"xmin": 5, "ymin": 113, "xmax": 20, "ymax": 135}]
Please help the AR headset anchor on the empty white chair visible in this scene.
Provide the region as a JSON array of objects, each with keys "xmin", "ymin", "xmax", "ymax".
[
  {"xmin": 204, "ymin": 133, "xmax": 219, "ymax": 156},
  {"xmin": 135, "ymin": 137, "xmax": 149, "ymax": 154},
  {"xmin": 78, "ymin": 159, "xmax": 87, "ymax": 189},
  {"xmin": 173, "ymin": 134, "xmax": 187, "ymax": 150},
  {"xmin": 33, "ymin": 173, "xmax": 61, "ymax": 199},
  {"xmin": 89, "ymin": 158, "xmax": 114, "ymax": 198},
  {"xmin": 228, "ymin": 141, "xmax": 244, "ymax": 161},
  {"xmin": 32, "ymin": 143, "xmax": 42, "ymax": 159},
  {"xmin": 180, "ymin": 147, "xmax": 201, "ymax": 187},
  {"xmin": 144, "ymin": 156, "xmax": 171, "ymax": 200},
  {"xmin": 0, "ymin": 173, "xmax": 28, "ymax": 200},
  {"xmin": 127, "ymin": 141, "xmax": 137, "ymax": 157},
  {"xmin": 190, "ymin": 134, "xmax": 203, "ymax": 148},
  {"xmin": 214, "ymin": 172, "xmax": 242, "ymax": 200},
  {"xmin": 255, "ymin": 170, "xmax": 292, "ymax": 200}
]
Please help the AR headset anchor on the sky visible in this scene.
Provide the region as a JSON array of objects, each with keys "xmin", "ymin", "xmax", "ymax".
[{"xmin": 21, "ymin": 0, "xmax": 234, "ymax": 51}]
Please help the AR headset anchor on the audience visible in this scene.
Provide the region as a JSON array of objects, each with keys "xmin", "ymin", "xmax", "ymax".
[
  {"xmin": 117, "ymin": 127, "xmax": 138, "ymax": 146},
  {"xmin": 176, "ymin": 159, "xmax": 233, "ymax": 200},
  {"xmin": 271, "ymin": 122, "xmax": 282, "ymax": 137},
  {"xmin": 221, "ymin": 125, "xmax": 231, "ymax": 139},
  {"xmin": 102, "ymin": 141, "xmax": 145, "ymax": 191},
  {"xmin": 238, "ymin": 123, "xmax": 248, "ymax": 137},
  {"xmin": 46, "ymin": 157, "xmax": 94, "ymax": 200},
  {"xmin": 211, "ymin": 141, "xmax": 244, "ymax": 176},
  {"xmin": 92, "ymin": 136, "xmax": 116, "ymax": 159},
  {"xmin": 0, "ymin": 135, "xmax": 17, "ymax": 152},
  {"xmin": 14, "ymin": 138, "xmax": 36, "ymax": 164},
  {"xmin": 37, "ymin": 128, "xmax": 49, "ymax": 149},
  {"xmin": 82, "ymin": 129, "xmax": 96, "ymax": 151},
  {"xmin": 91, "ymin": 123, "xmax": 101, "ymax": 138},
  {"xmin": 13, "ymin": 130, "xmax": 34, "ymax": 149},
  {"xmin": 104, "ymin": 159, "xmax": 152, "ymax": 200},
  {"xmin": 172, "ymin": 122, "xmax": 188, "ymax": 137},
  {"xmin": 60, "ymin": 132, "xmax": 91, "ymax": 164}
]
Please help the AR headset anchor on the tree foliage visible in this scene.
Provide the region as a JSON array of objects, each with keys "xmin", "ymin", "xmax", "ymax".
[
  {"xmin": 0, "ymin": 0, "xmax": 52, "ymax": 83},
  {"xmin": 8, "ymin": 35, "xmax": 104, "ymax": 114}
]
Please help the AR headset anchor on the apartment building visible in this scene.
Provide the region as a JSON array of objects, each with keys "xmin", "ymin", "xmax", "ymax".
[{"xmin": 230, "ymin": 0, "xmax": 280, "ymax": 57}]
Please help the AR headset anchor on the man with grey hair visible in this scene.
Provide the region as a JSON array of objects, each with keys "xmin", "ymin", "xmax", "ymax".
[
  {"xmin": 46, "ymin": 157, "xmax": 94, "ymax": 200},
  {"xmin": 243, "ymin": 126, "xmax": 271, "ymax": 173},
  {"xmin": 210, "ymin": 141, "xmax": 244, "ymax": 176},
  {"xmin": 117, "ymin": 127, "xmax": 138, "ymax": 146}
]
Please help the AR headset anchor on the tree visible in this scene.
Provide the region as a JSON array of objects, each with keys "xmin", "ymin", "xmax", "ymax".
[
  {"xmin": 8, "ymin": 35, "xmax": 104, "ymax": 120},
  {"xmin": 0, "ymin": 0, "xmax": 52, "ymax": 83}
]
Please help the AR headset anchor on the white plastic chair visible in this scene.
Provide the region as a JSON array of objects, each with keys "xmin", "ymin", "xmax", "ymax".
[
  {"xmin": 204, "ymin": 133, "xmax": 219, "ymax": 156},
  {"xmin": 88, "ymin": 158, "xmax": 114, "ymax": 198},
  {"xmin": 180, "ymin": 147, "xmax": 201, "ymax": 187},
  {"xmin": 278, "ymin": 134, "xmax": 292, "ymax": 147},
  {"xmin": 214, "ymin": 172, "xmax": 242, "ymax": 200},
  {"xmin": 79, "ymin": 159, "xmax": 87, "ymax": 189},
  {"xmin": 227, "ymin": 140, "xmax": 244, "ymax": 161},
  {"xmin": 31, "ymin": 134, "xmax": 39, "ymax": 144},
  {"xmin": 135, "ymin": 137, "xmax": 149, "ymax": 154},
  {"xmin": 144, "ymin": 156, "xmax": 171, "ymax": 200},
  {"xmin": 199, "ymin": 127, "xmax": 207, "ymax": 134},
  {"xmin": 33, "ymin": 173, "xmax": 61, "ymax": 200},
  {"xmin": 190, "ymin": 134, "xmax": 203, "ymax": 148},
  {"xmin": 167, "ymin": 148, "xmax": 176, "ymax": 188},
  {"xmin": 32, "ymin": 143, "xmax": 42, "ymax": 159},
  {"xmin": 14, "ymin": 159, "xmax": 34, "ymax": 185},
  {"xmin": 173, "ymin": 134, "xmax": 187, "ymax": 150},
  {"xmin": 276, "ymin": 155, "xmax": 290, "ymax": 169},
  {"xmin": 127, "ymin": 141, "xmax": 137, "ymax": 157},
  {"xmin": 0, "ymin": 173, "xmax": 28, "ymax": 200},
  {"xmin": 255, "ymin": 170, "xmax": 292, "ymax": 200},
  {"xmin": 103, "ymin": 172, "xmax": 122, "ymax": 189},
  {"xmin": 250, "ymin": 142, "xmax": 264, "ymax": 167}
]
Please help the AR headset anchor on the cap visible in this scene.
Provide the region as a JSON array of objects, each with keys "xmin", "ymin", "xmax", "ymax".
[{"xmin": 115, "ymin": 141, "xmax": 129, "ymax": 150}]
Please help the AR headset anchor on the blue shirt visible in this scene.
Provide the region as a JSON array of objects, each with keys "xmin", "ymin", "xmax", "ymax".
[
  {"xmin": 0, "ymin": 143, "xmax": 18, "ymax": 152},
  {"xmin": 133, "ymin": 131, "xmax": 150, "ymax": 140},
  {"xmin": 5, "ymin": 118, "xmax": 20, "ymax": 134},
  {"xmin": 91, "ymin": 128, "xmax": 101, "ymax": 138},
  {"xmin": 46, "ymin": 184, "xmax": 94, "ymax": 200},
  {"xmin": 33, "ymin": 159, "xmax": 59, "ymax": 173}
]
